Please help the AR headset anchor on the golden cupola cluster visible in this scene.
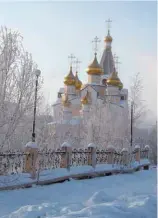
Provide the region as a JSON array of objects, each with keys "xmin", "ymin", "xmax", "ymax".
[
  {"xmin": 107, "ymin": 69, "xmax": 123, "ymax": 89},
  {"xmin": 104, "ymin": 30, "xmax": 113, "ymax": 43},
  {"xmin": 64, "ymin": 66, "xmax": 82, "ymax": 90},
  {"xmin": 86, "ymin": 53, "xmax": 104, "ymax": 75}
]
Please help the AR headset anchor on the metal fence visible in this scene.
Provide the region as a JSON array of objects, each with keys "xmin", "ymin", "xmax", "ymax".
[{"xmin": 0, "ymin": 147, "xmax": 149, "ymax": 176}]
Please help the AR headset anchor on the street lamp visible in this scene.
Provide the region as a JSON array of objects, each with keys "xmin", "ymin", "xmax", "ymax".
[
  {"xmin": 32, "ymin": 69, "xmax": 41, "ymax": 142},
  {"xmin": 130, "ymin": 101, "xmax": 134, "ymax": 148}
]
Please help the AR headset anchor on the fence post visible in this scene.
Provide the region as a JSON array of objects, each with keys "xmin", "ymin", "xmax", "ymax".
[
  {"xmin": 121, "ymin": 148, "xmax": 128, "ymax": 165},
  {"xmin": 87, "ymin": 143, "xmax": 96, "ymax": 168},
  {"xmin": 134, "ymin": 145, "xmax": 140, "ymax": 163},
  {"xmin": 61, "ymin": 142, "xmax": 72, "ymax": 171},
  {"xmin": 24, "ymin": 141, "xmax": 38, "ymax": 179},
  {"xmin": 106, "ymin": 145, "xmax": 116, "ymax": 165}
]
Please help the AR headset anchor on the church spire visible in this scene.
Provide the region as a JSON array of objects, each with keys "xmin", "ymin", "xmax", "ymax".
[
  {"xmin": 104, "ymin": 18, "xmax": 113, "ymax": 43},
  {"xmin": 100, "ymin": 19, "xmax": 115, "ymax": 75}
]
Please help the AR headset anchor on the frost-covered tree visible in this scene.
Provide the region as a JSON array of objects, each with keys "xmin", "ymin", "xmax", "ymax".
[
  {"xmin": 0, "ymin": 26, "xmax": 42, "ymax": 149},
  {"xmin": 148, "ymin": 122, "xmax": 157, "ymax": 164},
  {"xmin": 80, "ymin": 100, "xmax": 127, "ymax": 149},
  {"xmin": 129, "ymin": 72, "xmax": 147, "ymax": 126}
]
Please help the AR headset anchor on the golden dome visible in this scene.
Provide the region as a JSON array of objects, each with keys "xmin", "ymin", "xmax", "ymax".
[
  {"xmin": 86, "ymin": 53, "xmax": 104, "ymax": 75},
  {"xmin": 81, "ymin": 91, "xmax": 89, "ymax": 105},
  {"xmin": 75, "ymin": 71, "xmax": 82, "ymax": 90},
  {"xmin": 62, "ymin": 93, "xmax": 71, "ymax": 107},
  {"xmin": 64, "ymin": 66, "xmax": 76, "ymax": 86},
  {"xmin": 107, "ymin": 70, "xmax": 123, "ymax": 89},
  {"xmin": 104, "ymin": 30, "xmax": 113, "ymax": 43}
]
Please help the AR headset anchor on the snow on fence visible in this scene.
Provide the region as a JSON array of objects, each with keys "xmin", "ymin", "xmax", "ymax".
[{"xmin": 0, "ymin": 144, "xmax": 150, "ymax": 177}]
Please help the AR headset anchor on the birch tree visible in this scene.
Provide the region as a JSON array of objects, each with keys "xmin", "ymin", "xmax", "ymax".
[{"xmin": 129, "ymin": 72, "xmax": 147, "ymax": 125}]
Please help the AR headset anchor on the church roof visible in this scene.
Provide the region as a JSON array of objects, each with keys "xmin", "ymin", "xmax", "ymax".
[
  {"xmin": 100, "ymin": 30, "xmax": 115, "ymax": 75},
  {"xmin": 100, "ymin": 47, "xmax": 115, "ymax": 75}
]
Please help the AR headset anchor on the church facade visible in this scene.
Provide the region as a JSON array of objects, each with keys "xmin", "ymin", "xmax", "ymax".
[{"xmin": 52, "ymin": 24, "xmax": 129, "ymax": 148}]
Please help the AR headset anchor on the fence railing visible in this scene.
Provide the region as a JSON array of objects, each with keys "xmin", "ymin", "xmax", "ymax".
[{"xmin": 0, "ymin": 144, "xmax": 150, "ymax": 177}]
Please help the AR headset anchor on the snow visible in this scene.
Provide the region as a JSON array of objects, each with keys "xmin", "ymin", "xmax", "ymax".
[
  {"xmin": 25, "ymin": 141, "xmax": 38, "ymax": 148},
  {"xmin": 0, "ymin": 160, "xmax": 150, "ymax": 189},
  {"xmin": 61, "ymin": 142, "xmax": 71, "ymax": 148},
  {"xmin": 106, "ymin": 145, "xmax": 115, "ymax": 150},
  {"xmin": 121, "ymin": 148, "xmax": 128, "ymax": 152},
  {"xmin": 0, "ymin": 168, "xmax": 156, "ymax": 218},
  {"xmin": 87, "ymin": 143, "xmax": 96, "ymax": 148},
  {"xmin": 134, "ymin": 145, "xmax": 140, "ymax": 149},
  {"xmin": 145, "ymin": 145, "xmax": 150, "ymax": 150}
]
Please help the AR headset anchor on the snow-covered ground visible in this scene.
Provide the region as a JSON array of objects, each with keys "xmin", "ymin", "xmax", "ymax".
[
  {"xmin": 0, "ymin": 168, "xmax": 156, "ymax": 218},
  {"xmin": 0, "ymin": 159, "xmax": 150, "ymax": 188}
]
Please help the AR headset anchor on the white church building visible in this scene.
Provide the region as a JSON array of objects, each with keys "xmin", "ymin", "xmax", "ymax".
[{"xmin": 51, "ymin": 22, "xmax": 129, "ymax": 148}]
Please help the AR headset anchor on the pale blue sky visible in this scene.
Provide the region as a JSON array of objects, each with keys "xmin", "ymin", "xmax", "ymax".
[{"xmin": 0, "ymin": 1, "xmax": 157, "ymax": 120}]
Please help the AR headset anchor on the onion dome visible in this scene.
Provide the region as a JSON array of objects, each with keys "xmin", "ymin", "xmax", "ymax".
[
  {"xmin": 75, "ymin": 71, "xmax": 82, "ymax": 90},
  {"xmin": 81, "ymin": 91, "xmax": 89, "ymax": 105},
  {"xmin": 104, "ymin": 30, "xmax": 113, "ymax": 43},
  {"xmin": 64, "ymin": 66, "xmax": 76, "ymax": 86},
  {"xmin": 107, "ymin": 70, "xmax": 123, "ymax": 89},
  {"xmin": 86, "ymin": 53, "xmax": 104, "ymax": 75},
  {"xmin": 62, "ymin": 93, "xmax": 71, "ymax": 107}
]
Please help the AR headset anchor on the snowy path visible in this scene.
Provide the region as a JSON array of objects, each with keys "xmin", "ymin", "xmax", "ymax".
[{"xmin": 0, "ymin": 168, "xmax": 156, "ymax": 218}]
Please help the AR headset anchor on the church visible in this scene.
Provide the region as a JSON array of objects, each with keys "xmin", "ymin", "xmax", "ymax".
[{"xmin": 51, "ymin": 20, "xmax": 129, "ymax": 148}]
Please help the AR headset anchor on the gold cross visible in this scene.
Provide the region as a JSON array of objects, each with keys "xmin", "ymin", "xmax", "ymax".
[
  {"xmin": 68, "ymin": 54, "xmax": 75, "ymax": 66},
  {"xmin": 92, "ymin": 36, "xmax": 101, "ymax": 53}
]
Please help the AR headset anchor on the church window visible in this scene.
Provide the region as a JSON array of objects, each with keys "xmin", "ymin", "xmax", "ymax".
[{"xmin": 102, "ymin": 79, "xmax": 107, "ymax": 85}]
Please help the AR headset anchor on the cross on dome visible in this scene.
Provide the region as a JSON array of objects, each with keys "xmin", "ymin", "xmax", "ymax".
[
  {"xmin": 74, "ymin": 58, "xmax": 82, "ymax": 71},
  {"xmin": 68, "ymin": 54, "xmax": 76, "ymax": 66},
  {"xmin": 106, "ymin": 18, "xmax": 112, "ymax": 34},
  {"xmin": 92, "ymin": 36, "xmax": 101, "ymax": 54},
  {"xmin": 114, "ymin": 54, "xmax": 121, "ymax": 72}
]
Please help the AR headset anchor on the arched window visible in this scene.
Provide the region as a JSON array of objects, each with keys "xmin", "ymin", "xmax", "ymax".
[{"xmin": 102, "ymin": 79, "xmax": 107, "ymax": 85}]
